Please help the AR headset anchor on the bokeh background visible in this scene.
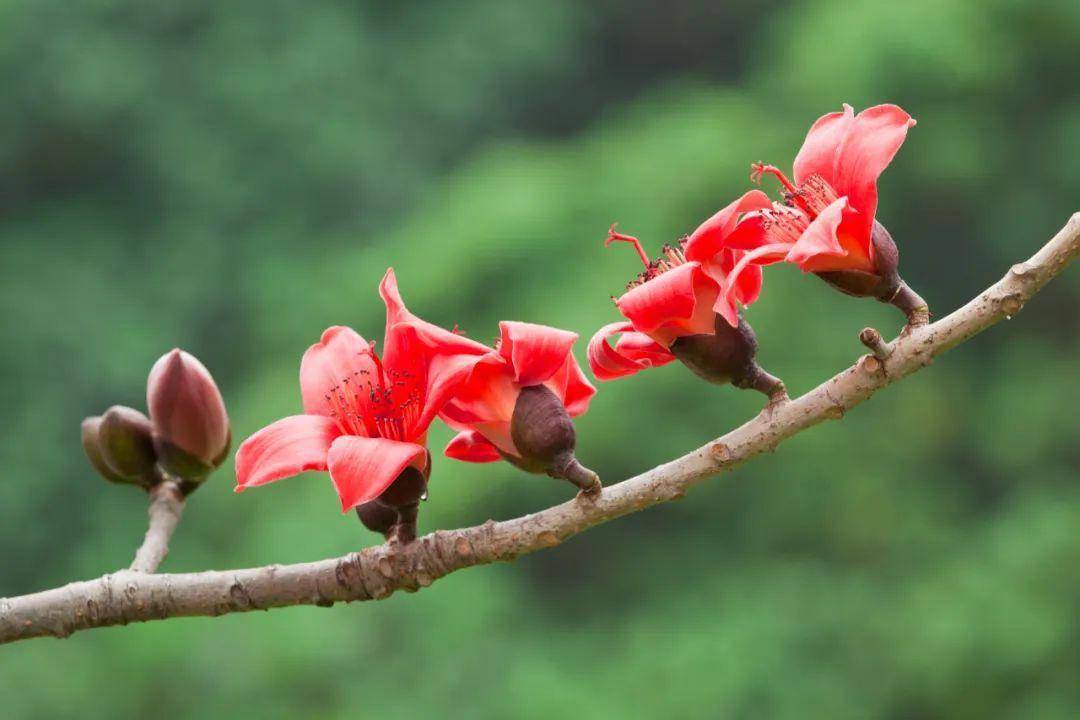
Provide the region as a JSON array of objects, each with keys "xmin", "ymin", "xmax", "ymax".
[{"xmin": 2, "ymin": 0, "xmax": 1079, "ymax": 717}]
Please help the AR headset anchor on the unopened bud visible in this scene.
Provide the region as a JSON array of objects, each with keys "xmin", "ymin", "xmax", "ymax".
[
  {"xmin": 355, "ymin": 462, "xmax": 429, "ymax": 544},
  {"xmin": 147, "ymin": 349, "xmax": 230, "ymax": 482},
  {"xmin": 509, "ymin": 385, "xmax": 600, "ymax": 494},
  {"xmin": 81, "ymin": 416, "xmax": 129, "ymax": 484},
  {"xmin": 98, "ymin": 405, "xmax": 158, "ymax": 484}
]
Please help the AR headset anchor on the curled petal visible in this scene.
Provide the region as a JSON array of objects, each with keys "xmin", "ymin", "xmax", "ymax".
[
  {"xmin": 729, "ymin": 254, "xmax": 763, "ymax": 307},
  {"xmin": 412, "ymin": 339, "xmax": 494, "ymax": 434},
  {"xmin": 380, "ymin": 268, "xmax": 490, "ymax": 357},
  {"xmin": 792, "ymin": 104, "xmax": 856, "ymax": 187},
  {"xmin": 299, "ymin": 326, "xmax": 378, "ymax": 421},
  {"xmin": 615, "ymin": 262, "xmax": 718, "ymax": 345},
  {"xmin": 697, "ymin": 248, "xmax": 764, "ymax": 326},
  {"xmin": 587, "ymin": 321, "xmax": 676, "ymax": 381},
  {"xmin": 684, "ymin": 190, "xmax": 773, "ymax": 261},
  {"xmin": 234, "ymin": 415, "xmax": 341, "ymax": 491},
  {"xmin": 716, "ymin": 212, "xmax": 771, "ymax": 252},
  {"xmin": 445, "ymin": 430, "xmax": 503, "ymax": 463},
  {"xmin": 544, "ymin": 350, "xmax": 596, "ymax": 417},
  {"xmin": 379, "ymin": 268, "xmax": 491, "ymax": 435},
  {"xmin": 327, "ymin": 436, "xmax": 428, "ymax": 512},
  {"xmin": 785, "ymin": 196, "xmax": 874, "ymax": 273},
  {"xmin": 497, "ymin": 321, "xmax": 578, "ymax": 386},
  {"xmin": 440, "ymin": 359, "xmax": 520, "ymax": 427},
  {"xmin": 720, "ymin": 242, "xmax": 793, "ymax": 326},
  {"xmin": 379, "ymin": 267, "xmax": 418, "ymax": 329},
  {"xmin": 793, "ymin": 103, "xmax": 915, "ymax": 245}
]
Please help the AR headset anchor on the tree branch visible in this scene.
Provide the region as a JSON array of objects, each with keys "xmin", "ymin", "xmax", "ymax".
[
  {"xmin": 129, "ymin": 480, "xmax": 185, "ymax": 574},
  {"xmin": 2, "ymin": 214, "xmax": 1078, "ymax": 645}
]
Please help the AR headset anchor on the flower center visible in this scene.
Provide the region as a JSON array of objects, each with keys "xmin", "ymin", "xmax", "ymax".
[
  {"xmin": 605, "ymin": 224, "xmax": 690, "ymax": 292},
  {"xmin": 323, "ymin": 342, "xmax": 422, "ymax": 441},
  {"xmin": 750, "ymin": 163, "xmax": 840, "ymax": 219},
  {"xmin": 759, "ymin": 204, "xmax": 810, "ymax": 245}
]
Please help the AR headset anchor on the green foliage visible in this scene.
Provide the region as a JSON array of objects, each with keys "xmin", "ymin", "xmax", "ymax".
[{"xmin": 1, "ymin": 0, "xmax": 1078, "ymax": 717}]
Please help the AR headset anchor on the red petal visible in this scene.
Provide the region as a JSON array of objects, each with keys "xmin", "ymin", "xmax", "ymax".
[
  {"xmin": 730, "ymin": 255, "xmax": 763, "ymax": 307},
  {"xmin": 298, "ymin": 326, "xmax": 378, "ymax": 422},
  {"xmin": 793, "ymin": 104, "xmax": 915, "ymax": 243},
  {"xmin": 543, "ymin": 350, "xmax": 596, "ymax": 417},
  {"xmin": 439, "ymin": 359, "xmax": 520, "ymax": 426},
  {"xmin": 684, "ymin": 190, "xmax": 773, "ymax": 261},
  {"xmin": 587, "ymin": 321, "xmax": 676, "ymax": 381},
  {"xmin": 717, "ymin": 213, "xmax": 770, "ymax": 251},
  {"xmin": 791, "ymin": 104, "xmax": 856, "ymax": 187},
  {"xmin": 379, "ymin": 268, "xmax": 491, "ymax": 435},
  {"xmin": 234, "ymin": 415, "xmax": 341, "ymax": 491},
  {"xmin": 785, "ymin": 196, "xmax": 875, "ymax": 272},
  {"xmin": 326, "ymin": 436, "xmax": 428, "ymax": 512},
  {"xmin": 718, "ymin": 242, "xmax": 793, "ymax": 326},
  {"xmin": 697, "ymin": 248, "xmax": 765, "ymax": 326},
  {"xmin": 615, "ymin": 262, "xmax": 718, "ymax": 345},
  {"xmin": 445, "ymin": 430, "xmax": 502, "ymax": 463},
  {"xmin": 380, "ymin": 268, "xmax": 490, "ymax": 357},
  {"xmin": 497, "ymin": 321, "xmax": 578, "ymax": 385}
]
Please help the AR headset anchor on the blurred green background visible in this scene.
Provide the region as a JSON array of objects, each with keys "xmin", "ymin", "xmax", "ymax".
[{"xmin": 2, "ymin": 0, "xmax": 1078, "ymax": 717}]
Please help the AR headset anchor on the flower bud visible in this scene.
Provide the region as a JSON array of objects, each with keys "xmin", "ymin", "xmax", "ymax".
[
  {"xmin": 669, "ymin": 314, "xmax": 786, "ymax": 402},
  {"xmin": 509, "ymin": 385, "xmax": 599, "ymax": 494},
  {"xmin": 81, "ymin": 416, "xmax": 129, "ymax": 484},
  {"xmin": 355, "ymin": 463, "xmax": 428, "ymax": 544},
  {"xmin": 147, "ymin": 349, "xmax": 230, "ymax": 482},
  {"xmin": 81, "ymin": 407, "xmax": 158, "ymax": 486}
]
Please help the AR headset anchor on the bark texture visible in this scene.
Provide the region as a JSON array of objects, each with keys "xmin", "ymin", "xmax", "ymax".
[{"xmin": 2, "ymin": 213, "xmax": 1078, "ymax": 645}]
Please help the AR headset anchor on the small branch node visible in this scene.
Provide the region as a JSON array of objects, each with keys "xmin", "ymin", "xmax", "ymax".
[
  {"xmin": 859, "ymin": 327, "xmax": 892, "ymax": 360},
  {"xmin": 1000, "ymin": 294, "xmax": 1024, "ymax": 317}
]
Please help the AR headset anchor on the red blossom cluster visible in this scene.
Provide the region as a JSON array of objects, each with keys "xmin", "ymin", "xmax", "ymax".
[
  {"xmin": 589, "ymin": 103, "xmax": 923, "ymax": 396},
  {"xmin": 83, "ymin": 104, "xmax": 924, "ymax": 545}
]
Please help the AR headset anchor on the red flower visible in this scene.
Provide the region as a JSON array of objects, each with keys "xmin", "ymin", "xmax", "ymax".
[
  {"xmin": 587, "ymin": 190, "xmax": 770, "ymax": 381},
  {"xmin": 441, "ymin": 321, "xmax": 599, "ymax": 492},
  {"xmin": 722, "ymin": 104, "xmax": 916, "ymax": 306},
  {"xmin": 235, "ymin": 269, "xmax": 489, "ymax": 512}
]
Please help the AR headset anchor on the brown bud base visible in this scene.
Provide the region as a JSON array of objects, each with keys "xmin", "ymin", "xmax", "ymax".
[
  {"xmin": 153, "ymin": 436, "xmax": 212, "ymax": 493},
  {"xmin": 669, "ymin": 314, "xmax": 787, "ymax": 405},
  {"xmin": 506, "ymin": 385, "xmax": 601, "ymax": 496},
  {"xmin": 355, "ymin": 465, "xmax": 428, "ymax": 545},
  {"xmin": 814, "ymin": 220, "xmax": 930, "ymax": 331}
]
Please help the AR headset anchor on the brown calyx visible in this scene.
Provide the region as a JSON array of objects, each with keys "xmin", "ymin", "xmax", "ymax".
[
  {"xmin": 506, "ymin": 385, "xmax": 600, "ymax": 495},
  {"xmin": 813, "ymin": 220, "xmax": 929, "ymax": 327},
  {"xmin": 668, "ymin": 314, "xmax": 787, "ymax": 403},
  {"xmin": 355, "ymin": 458, "xmax": 430, "ymax": 545}
]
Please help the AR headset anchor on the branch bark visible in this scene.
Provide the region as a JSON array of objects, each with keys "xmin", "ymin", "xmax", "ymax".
[
  {"xmin": 129, "ymin": 480, "xmax": 185, "ymax": 574},
  {"xmin": 2, "ymin": 214, "xmax": 1078, "ymax": 645}
]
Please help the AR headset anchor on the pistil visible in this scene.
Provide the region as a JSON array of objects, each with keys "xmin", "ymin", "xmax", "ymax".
[
  {"xmin": 605, "ymin": 224, "xmax": 651, "ymax": 269},
  {"xmin": 751, "ymin": 162, "xmax": 800, "ymax": 197}
]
